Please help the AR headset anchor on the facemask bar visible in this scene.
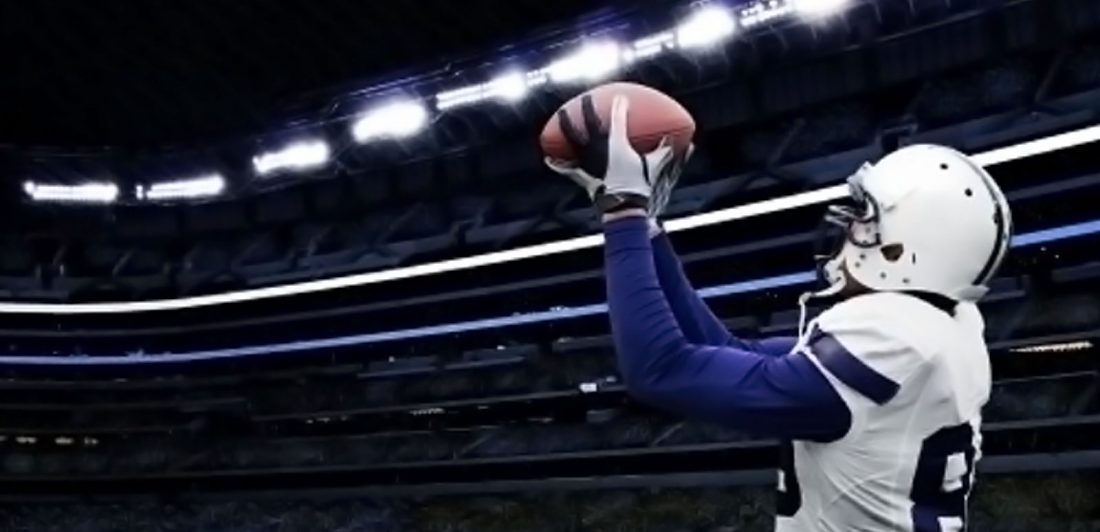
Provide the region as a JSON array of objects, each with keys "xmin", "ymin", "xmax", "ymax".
[
  {"xmin": 812, "ymin": 165, "xmax": 883, "ymax": 279},
  {"xmin": 835, "ymin": 166, "xmax": 882, "ymax": 247},
  {"xmin": 799, "ymin": 164, "xmax": 884, "ymax": 338}
]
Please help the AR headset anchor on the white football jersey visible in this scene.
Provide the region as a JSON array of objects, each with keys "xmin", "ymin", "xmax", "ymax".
[{"xmin": 777, "ymin": 292, "xmax": 991, "ymax": 532}]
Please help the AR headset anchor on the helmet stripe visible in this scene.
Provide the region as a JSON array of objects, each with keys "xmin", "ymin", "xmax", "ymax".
[{"xmin": 963, "ymin": 157, "xmax": 1011, "ymax": 286}]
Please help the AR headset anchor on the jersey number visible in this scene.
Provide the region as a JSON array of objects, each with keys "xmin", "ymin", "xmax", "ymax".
[
  {"xmin": 910, "ymin": 423, "xmax": 978, "ymax": 532},
  {"xmin": 776, "ymin": 442, "xmax": 802, "ymax": 517}
]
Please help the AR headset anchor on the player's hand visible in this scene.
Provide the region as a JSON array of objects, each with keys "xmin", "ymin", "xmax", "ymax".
[{"xmin": 545, "ymin": 95, "xmax": 689, "ymax": 215}]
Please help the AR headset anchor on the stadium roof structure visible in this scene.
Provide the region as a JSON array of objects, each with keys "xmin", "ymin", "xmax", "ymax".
[{"xmin": 0, "ymin": 0, "xmax": 672, "ymax": 147}]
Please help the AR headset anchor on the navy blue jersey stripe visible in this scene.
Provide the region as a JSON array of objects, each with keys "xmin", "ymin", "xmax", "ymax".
[{"xmin": 809, "ymin": 328, "xmax": 900, "ymax": 405}]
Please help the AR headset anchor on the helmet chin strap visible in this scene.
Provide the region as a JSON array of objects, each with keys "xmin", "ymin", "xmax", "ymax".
[
  {"xmin": 797, "ymin": 279, "xmax": 849, "ymax": 339},
  {"xmin": 797, "ymin": 249, "xmax": 850, "ymax": 338}
]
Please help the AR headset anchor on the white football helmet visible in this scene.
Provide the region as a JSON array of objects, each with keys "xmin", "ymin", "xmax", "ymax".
[{"xmin": 813, "ymin": 144, "xmax": 1013, "ymax": 304}]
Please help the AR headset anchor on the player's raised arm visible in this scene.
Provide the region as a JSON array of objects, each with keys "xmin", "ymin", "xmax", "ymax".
[
  {"xmin": 650, "ymin": 226, "xmax": 797, "ymax": 355},
  {"xmin": 602, "ymin": 213, "xmax": 848, "ymax": 440},
  {"xmin": 647, "ymin": 226, "xmax": 733, "ymax": 346},
  {"xmin": 544, "ymin": 93, "xmax": 849, "ymax": 441}
]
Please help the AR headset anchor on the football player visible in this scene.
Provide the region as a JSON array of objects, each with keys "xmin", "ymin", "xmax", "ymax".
[{"xmin": 546, "ymin": 95, "xmax": 1012, "ymax": 531}]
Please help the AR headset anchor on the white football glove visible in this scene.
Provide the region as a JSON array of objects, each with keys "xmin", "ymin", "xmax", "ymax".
[{"xmin": 545, "ymin": 95, "xmax": 690, "ymax": 216}]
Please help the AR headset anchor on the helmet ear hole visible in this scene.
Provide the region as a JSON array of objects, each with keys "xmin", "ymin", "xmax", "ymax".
[{"xmin": 881, "ymin": 243, "xmax": 905, "ymax": 263}]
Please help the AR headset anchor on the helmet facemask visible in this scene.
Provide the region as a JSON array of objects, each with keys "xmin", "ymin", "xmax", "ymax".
[
  {"xmin": 812, "ymin": 164, "xmax": 882, "ymax": 292},
  {"xmin": 800, "ymin": 165, "xmax": 884, "ymax": 337}
]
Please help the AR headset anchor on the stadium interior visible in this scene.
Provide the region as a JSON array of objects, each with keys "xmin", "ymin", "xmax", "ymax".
[{"xmin": 1, "ymin": 0, "xmax": 1099, "ymax": 530}]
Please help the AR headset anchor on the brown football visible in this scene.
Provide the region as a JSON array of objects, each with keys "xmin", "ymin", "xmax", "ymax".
[{"xmin": 540, "ymin": 82, "xmax": 695, "ymax": 161}]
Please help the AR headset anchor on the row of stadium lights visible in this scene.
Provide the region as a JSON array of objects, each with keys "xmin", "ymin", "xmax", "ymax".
[
  {"xmin": 22, "ymin": 0, "xmax": 848, "ymax": 205},
  {"xmin": 0, "ymin": 435, "xmax": 99, "ymax": 447}
]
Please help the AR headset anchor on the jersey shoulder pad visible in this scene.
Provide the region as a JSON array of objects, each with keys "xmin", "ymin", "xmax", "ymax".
[{"xmin": 806, "ymin": 293, "xmax": 938, "ymax": 405}]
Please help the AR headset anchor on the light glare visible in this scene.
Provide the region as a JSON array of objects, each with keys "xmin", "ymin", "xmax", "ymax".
[
  {"xmin": 23, "ymin": 181, "xmax": 119, "ymax": 204},
  {"xmin": 547, "ymin": 41, "xmax": 622, "ymax": 83},
  {"xmin": 438, "ymin": 71, "xmax": 531, "ymax": 110},
  {"xmin": 1010, "ymin": 340, "xmax": 1094, "ymax": 354},
  {"xmin": 677, "ymin": 6, "xmax": 737, "ymax": 48},
  {"xmin": 489, "ymin": 72, "xmax": 529, "ymax": 101},
  {"xmin": 526, "ymin": 70, "xmax": 550, "ymax": 88},
  {"xmin": 631, "ymin": 31, "xmax": 675, "ymax": 61},
  {"xmin": 141, "ymin": 174, "xmax": 226, "ymax": 201},
  {"xmin": 253, "ymin": 140, "xmax": 331, "ymax": 175},
  {"xmin": 740, "ymin": 0, "xmax": 795, "ymax": 27},
  {"xmin": 435, "ymin": 85, "xmax": 484, "ymax": 110},
  {"xmin": 352, "ymin": 101, "xmax": 429, "ymax": 142},
  {"xmin": 793, "ymin": 0, "xmax": 850, "ymax": 18}
]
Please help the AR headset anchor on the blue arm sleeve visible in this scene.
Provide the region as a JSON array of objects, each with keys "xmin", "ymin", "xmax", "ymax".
[
  {"xmin": 740, "ymin": 336, "xmax": 800, "ymax": 357},
  {"xmin": 651, "ymin": 231, "xmax": 798, "ymax": 357},
  {"xmin": 651, "ymin": 231, "xmax": 734, "ymax": 346},
  {"xmin": 605, "ymin": 217, "xmax": 850, "ymax": 442}
]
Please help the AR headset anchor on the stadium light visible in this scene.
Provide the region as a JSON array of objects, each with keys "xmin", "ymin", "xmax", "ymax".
[
  {"xmin": 253, "ymin": 140, "xmax": 331, "ymax": 176},
  {"xmin": 435, "ymin": 84, "xmax": 484, "ymax": 111},
  {"xmin": 138, "ymin": 174, "xmax": 225, "ymax": 201},
  {"xmin": 546, "ymin": 41, "xmax": 622, "ymax": 84},
  {"xmin": 436, "ymin": 71, "xmax": 530, "ymax": 111},
  {"xmin": 740, "ymin": 0, "xmax": 795, "ymax": 27},
  {"xmin": 526, "ymin": 69, "xmax": 550, "ymax": 89},
  {"xmin": 627, "ymin": 32, "xmax": 676, "ymax": 63},
  {"xmin": 676, "ymin": 5, "xmax": 737, "ymax": 49},
  {"xmin": 792, "ymin": 0, "xmax": 850, "ymax": 19},
  {"xmin": 22, "ymin": 181, "xmax": 119, "ymax": 204},
  {"xmin": 351, "ymin": 100, "xmax": 429, "ymax": 142},
  {"xmin": 1010, "ymin": 340, "xmax": 1094, "ymax": 354},
  {"xmin": 489, "ymin": 71, "xmax": 529, "ymax": 102}
]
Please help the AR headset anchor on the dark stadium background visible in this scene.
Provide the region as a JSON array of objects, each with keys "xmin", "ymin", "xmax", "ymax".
[{"xmin": 0, "ymin": 0, "xmax": 1098, "ymax": 530}]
